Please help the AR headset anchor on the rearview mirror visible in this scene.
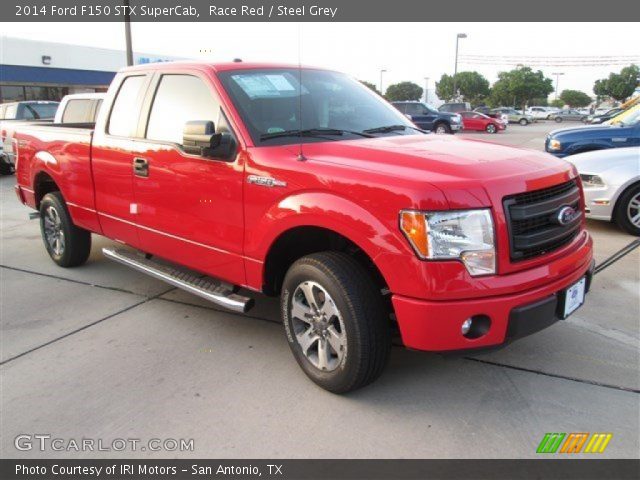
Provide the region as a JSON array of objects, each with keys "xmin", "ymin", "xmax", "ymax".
[{"xmin": 183, "ymin": 120, "xmax": 235, "ymax": 160}]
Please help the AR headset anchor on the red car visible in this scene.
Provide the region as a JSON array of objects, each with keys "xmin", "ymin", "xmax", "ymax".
[
  {"xmin": 13, "ymin": 62, "xmax": 593, "ymax": 393},
  {"xmin": 460, "ymin": 111, "xmax": 506, "ymax": 133}
]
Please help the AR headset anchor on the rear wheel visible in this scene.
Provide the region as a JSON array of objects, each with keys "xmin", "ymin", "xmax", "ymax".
[
  {"xmin": 614, "ymin": 184, "xmax": 640, "ymax": 236},
  {"xmin": 519, "ymin": 118, "xmax": 529, "ymax": 126},
  {"xmin": 281, "ymin": 252, "xmax": 391, "ymax": 393},
  {"xmin": 40, "ymin": 192, "xmax": 92, "ymax": 267},
  {"xmin": 485, "ymin": 123, "xmax": 497, "ymax": 134},
  {"xmin": 434, "ymin": 123, "xmax": 452, "ymax": 134},
  {"xmin": 0, "ymin": 157, "xmax": 13, "ymax": 176},
  {"xmin": 555, "ymin": 117, "xmax": 563, "ymax": 123}
]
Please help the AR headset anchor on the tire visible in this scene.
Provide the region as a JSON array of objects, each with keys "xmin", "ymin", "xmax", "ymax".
[
  {"xmin": 614, "ymin": 183, "xmax": 640, "ymax": 236},
  {"xmin": 555, "ymin": 117, "xmax": 563, "ymax": 123},
  {"xmin": 519, "ymin": 118, "xmax": 529, "ymax": 126},
  {"xmin": 0, "ymin": 157, "xmax": 13, "ymax": 176},
  {"xmin": 434, "ymin": 122, "xmax": 452, "ymax": 134},
  {"xmin": 40, "ymin": 192, "xmax": 92, "ymax": 267},
  {"xmin": 281, "ymin": 251, "xmax": 391, "ymax": 393},
  {"xmin": 485, "ymin": 123, "xmax": 497, "ymax": 134}
]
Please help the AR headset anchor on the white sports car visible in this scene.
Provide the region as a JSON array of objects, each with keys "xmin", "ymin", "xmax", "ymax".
[{"xmin": 569, "ymin": 147, "xmax": 640, "ymax": 235}]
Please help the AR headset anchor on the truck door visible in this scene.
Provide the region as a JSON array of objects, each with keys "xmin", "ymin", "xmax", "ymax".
[
  {"xmin": 92, "ymin": 73, "xmax": 152, "ymax": 248},
  {"xmin": 132, "ymin": 72, "xmax": 246, "ymax": 286}
]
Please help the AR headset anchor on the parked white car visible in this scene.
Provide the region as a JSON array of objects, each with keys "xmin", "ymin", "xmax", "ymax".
[
  {"xmin": 569, "ymin": 147, "xmax": 640, "ymax": 235},
  {"xmin": 527, "ymin": 106, "xmax": 554, "ymax": 120},
  {"xmin": 54, "ymin": 92, "xmax": 105, "ymax": 124}
]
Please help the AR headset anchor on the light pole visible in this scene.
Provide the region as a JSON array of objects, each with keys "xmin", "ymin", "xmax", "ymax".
[
  {"xmin": 424, "ymin": 77, "xmax": 430, "ymax": 104},
  {"xmin": 452, "ymin": 33, "xmax": 467, "ymax": 101},
  {"xmin": 552, "ymin": 72, "xmax": 564, "ymax": 100},
  {"xmin": 379, "ymin": 69, "xmax": 387, "ymax": 96},
  {"xmin": 124, "ymin": 0, "xmax": 133, "ymax": 66}
]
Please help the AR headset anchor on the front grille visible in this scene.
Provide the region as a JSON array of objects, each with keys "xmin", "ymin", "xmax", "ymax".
[{"xmin": 504, "ymin": 179, "xmax": 582, "ymax": 261}]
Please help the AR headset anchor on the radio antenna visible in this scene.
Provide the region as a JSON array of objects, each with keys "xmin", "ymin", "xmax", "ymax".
[{"xmin": 297, "ymin": 23, "xmax": 307, "ymax": 161}]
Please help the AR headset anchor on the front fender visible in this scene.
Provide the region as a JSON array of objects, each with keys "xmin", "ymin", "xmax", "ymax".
[{"xmin": 244, "ymin": 191, "xmax": 412, "ymax": 292}]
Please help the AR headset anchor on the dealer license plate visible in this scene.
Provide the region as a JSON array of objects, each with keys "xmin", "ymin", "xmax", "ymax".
[{"xmin": 562, "ymin": 277, "xmax": 586, "ymax": 318}]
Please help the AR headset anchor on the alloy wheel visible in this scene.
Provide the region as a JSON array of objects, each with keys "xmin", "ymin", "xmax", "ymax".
[
  {"xmin": 290, "ymin": 281, "xmax": 346, "ymax": 371},
  {"xmin": 627, "ymin": 192, "xmax": 640, "ymax": 228},
  {"xmin": 43, "ymin": 206, "xmax": 65, "ymax": 256}
]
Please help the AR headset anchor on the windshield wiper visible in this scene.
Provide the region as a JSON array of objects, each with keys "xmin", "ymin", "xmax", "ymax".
[
  {"xmin": 363, "ymin": 124, "xmax": 424, "ymax": 134},
  {"xmin": 260, "ymin": 128, "xmax": 374, "ymax": 141}
]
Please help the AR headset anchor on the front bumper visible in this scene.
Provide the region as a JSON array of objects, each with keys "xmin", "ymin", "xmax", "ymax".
[
  {"xmin": 392, "ymin": 253, "xmax": 595, "ymax": 352},
  {"xmin": 582, "ymin": 185, "xmax": 617, "ymax": 221},
  {"xmin": 450, "ymin": 123, "xmax": 463, "ymax": 131}
]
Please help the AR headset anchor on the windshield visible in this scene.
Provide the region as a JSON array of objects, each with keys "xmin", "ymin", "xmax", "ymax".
[
  {"xmin": 618, "ymin": 108, "xmax": 640, "ymax": 126},
  {"xmin": 218, "ymin": 68, "xmax": 419, "ymax": 145},
  {"xmin": 24, "ymin": 103, "xmax": 59, "ymax": 119}
]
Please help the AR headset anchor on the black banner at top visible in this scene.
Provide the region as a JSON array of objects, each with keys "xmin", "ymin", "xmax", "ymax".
[{"xmin": 1, "ymin": 0, "xmax": 639, "ymax": 22}]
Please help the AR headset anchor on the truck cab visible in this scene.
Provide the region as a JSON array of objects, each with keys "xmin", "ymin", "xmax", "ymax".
[{"xmin": 13, "ymin": 62, "xmax": 594, "ymax": 393}]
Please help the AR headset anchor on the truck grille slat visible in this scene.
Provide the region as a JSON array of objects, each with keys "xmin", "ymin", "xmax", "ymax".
[{"xmin": 504, "ymin": 179, "xmax": 581, "ymax": 261}]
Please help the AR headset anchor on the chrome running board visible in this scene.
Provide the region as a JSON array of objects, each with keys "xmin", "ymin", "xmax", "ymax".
[{"xmin": 102, "ymin": 248, "xmax": 254, "ymax": 313}]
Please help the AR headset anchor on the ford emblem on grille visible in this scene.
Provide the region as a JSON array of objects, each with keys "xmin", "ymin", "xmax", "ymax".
[{"xmin": 556, "ymin": 206, "xmax": 578, "ymax": 226}]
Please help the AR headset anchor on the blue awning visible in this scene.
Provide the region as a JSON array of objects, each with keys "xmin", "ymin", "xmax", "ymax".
[{"xmin": 0, "ymin": 64, "xmax": 116, "ymax": 86}]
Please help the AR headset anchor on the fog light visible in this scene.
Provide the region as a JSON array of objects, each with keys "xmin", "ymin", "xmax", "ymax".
[
  {"xmin": 461, "ymin": 318, "xmax": 472, "ymax": 335},
  {"xmin": 461, "ymin": 315, "xmax": 491, "ymax": 339}
]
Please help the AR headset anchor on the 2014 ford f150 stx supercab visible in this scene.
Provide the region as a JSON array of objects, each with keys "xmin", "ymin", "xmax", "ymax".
[{"xmin": 14, "ymin": 62, "xmax": 594, "ymax": 393}]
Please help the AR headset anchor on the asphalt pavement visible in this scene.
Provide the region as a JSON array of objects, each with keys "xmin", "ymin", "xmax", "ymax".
[{"xmin": 1, "ymin": 121, "xmax": 638, "ymax": 459}]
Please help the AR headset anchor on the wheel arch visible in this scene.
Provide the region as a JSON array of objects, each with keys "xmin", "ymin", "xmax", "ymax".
[
  {"xmin": 612, "ymin": 179, "xmax": 640, "ymax": 220},
  {"xmin": 262, "ymin": 225, "xmax": 389, "ymax": 297}
]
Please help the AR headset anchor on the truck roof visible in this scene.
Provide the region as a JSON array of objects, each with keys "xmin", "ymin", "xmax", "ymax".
[{"xmin": 119, "ymin": 60, "xmax": 332, "ymax": 74}]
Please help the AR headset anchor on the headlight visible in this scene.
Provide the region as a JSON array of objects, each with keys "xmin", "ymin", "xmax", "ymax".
[
  {"xmin": 400, "ymin": 209, "xmax": 496, "ymax": 276},
  {"xmin": 453, "ymin": 114, "xmax": 462, "ymax": 123},
  {"xmin": 580, "ymin": 173, "xmax": 605, "ymax": 188},
  {"xmin": 549, "ymin": 139, "xmax": 562, "ymax": 150}
]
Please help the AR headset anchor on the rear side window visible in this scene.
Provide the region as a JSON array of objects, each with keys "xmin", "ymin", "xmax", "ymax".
[
  {"xmin": 108, "ymin": 76, "xmax": 146, "ymax": 137},
  {"xmin": 62, "ymin": 99, "xmax": 93, "ymax": 123},
  {"xmin": 146, "ymin": 75, "xmax": 220, "ymax": 145},
  {"xmin": 5, "ymin": 104, "xmax": 17, "ymax": 119}
]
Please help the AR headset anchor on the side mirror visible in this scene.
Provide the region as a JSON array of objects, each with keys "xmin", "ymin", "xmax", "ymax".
[{"xmin": 183, "ymin": 120, "xmax": 235, "ymax": 160}]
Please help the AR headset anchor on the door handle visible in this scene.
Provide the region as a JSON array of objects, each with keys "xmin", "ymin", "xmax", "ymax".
[{"xmin": 133, "ymin": 157, "xmax": 149, "ymax": 177}]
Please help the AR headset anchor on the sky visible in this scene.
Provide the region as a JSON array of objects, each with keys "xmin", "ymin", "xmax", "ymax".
[{"xmin": 1, "ymin": 21, "xmax": 638, "ymax": 102}]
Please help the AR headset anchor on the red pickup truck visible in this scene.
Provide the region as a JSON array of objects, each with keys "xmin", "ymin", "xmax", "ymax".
[{"xmin": 14, "ymin": 62, "xmax": 594, "ymax": 393}]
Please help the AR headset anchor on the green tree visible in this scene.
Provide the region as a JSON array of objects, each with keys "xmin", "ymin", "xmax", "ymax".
[
  {"xmin": 359, "ymin": 80, "xmax": 380, "ymax": 95},
  {"xmin": 489, "ymin": 66, "xmax": 554, "ymax": 110},
  {"xmin": 530, "ymin": 97, "xmax": 549, "ymax": 107},
  {"xmin": 559, "ymin": 90, "xmax": 592, "ymax": 107},
  {"xmin": 385, "ymin": 81, "xmax": 423, "ymax": 101},
  {"xmin": 550, "ymin": 99, "xmax": 564, "ymax": 108},
  {"xmin": 435, "ymin": 71, "xmax": 490, "ymax": 105},
  {"xmin": 593, "ymin": 64, "xmax": 639, "ymax": 102}
]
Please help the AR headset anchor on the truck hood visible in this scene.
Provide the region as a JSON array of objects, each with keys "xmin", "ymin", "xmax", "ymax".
[
  {"xmin": 549, "ymin": 124, "xmax": 619, "ymax": 138},
  {"xmin": 301, "ymin": 134, "xmax": 573, "ymax": 207}
]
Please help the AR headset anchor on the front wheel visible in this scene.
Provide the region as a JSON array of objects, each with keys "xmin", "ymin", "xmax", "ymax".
[
  {"xmin": 40, "ymin": 192, "xmax": 92, "ymax": 267},
  {"xmin": 434, "ymin": 123, "xmax": 452, "ymax": 134},
  {"xmin": 485, "ymin": 123, "xmax": 497, "ymax": 134},
  {"xmin": 555, "ymin": 117, "xmax": 563, "ymax": 123},
  {"xmin": 281, "ymin": 252, "xmax": 391, "ymax": 393},
  {"xmin": 614, "ymin": 184, "xmax": 640, "ymax": 236},
  {"xmin": 519, "ymin": 118, "xmax": 529, "ymax": 126}
]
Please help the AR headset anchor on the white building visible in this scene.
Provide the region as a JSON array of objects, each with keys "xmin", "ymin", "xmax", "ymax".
[{"xmin": 0, "ymin": 36, "xmax": 181, "ymax": 103}]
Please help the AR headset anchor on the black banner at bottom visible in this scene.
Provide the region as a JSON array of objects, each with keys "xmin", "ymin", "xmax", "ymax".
[{"xmin": 1, "ymin": 459, "xmax": 639, "ymax": 480}]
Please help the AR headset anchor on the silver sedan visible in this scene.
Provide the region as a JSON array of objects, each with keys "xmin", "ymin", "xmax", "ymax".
[{"xmin": 569, "ymin": 147, "xmax": 640, "ymax": 235}]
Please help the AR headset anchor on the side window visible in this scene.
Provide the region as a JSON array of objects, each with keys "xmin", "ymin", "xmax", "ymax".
[
  {"xmin": 146, "ymin": 74, "xmax": 220, "ymax": 145},
  {"xmin": 108, "ymin": 75, "xmax": 146, "ymax": 137},
  {"xmin": 62, "ymin": 99, "xmax": 93, "ymax": 123},
  {"xmin": 405, "ymin": 104, "xmax": 420, "ymax": 115},
  {"xmin": 5, "ymin": 104, "xmax": 18, "ymax": 119}
]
